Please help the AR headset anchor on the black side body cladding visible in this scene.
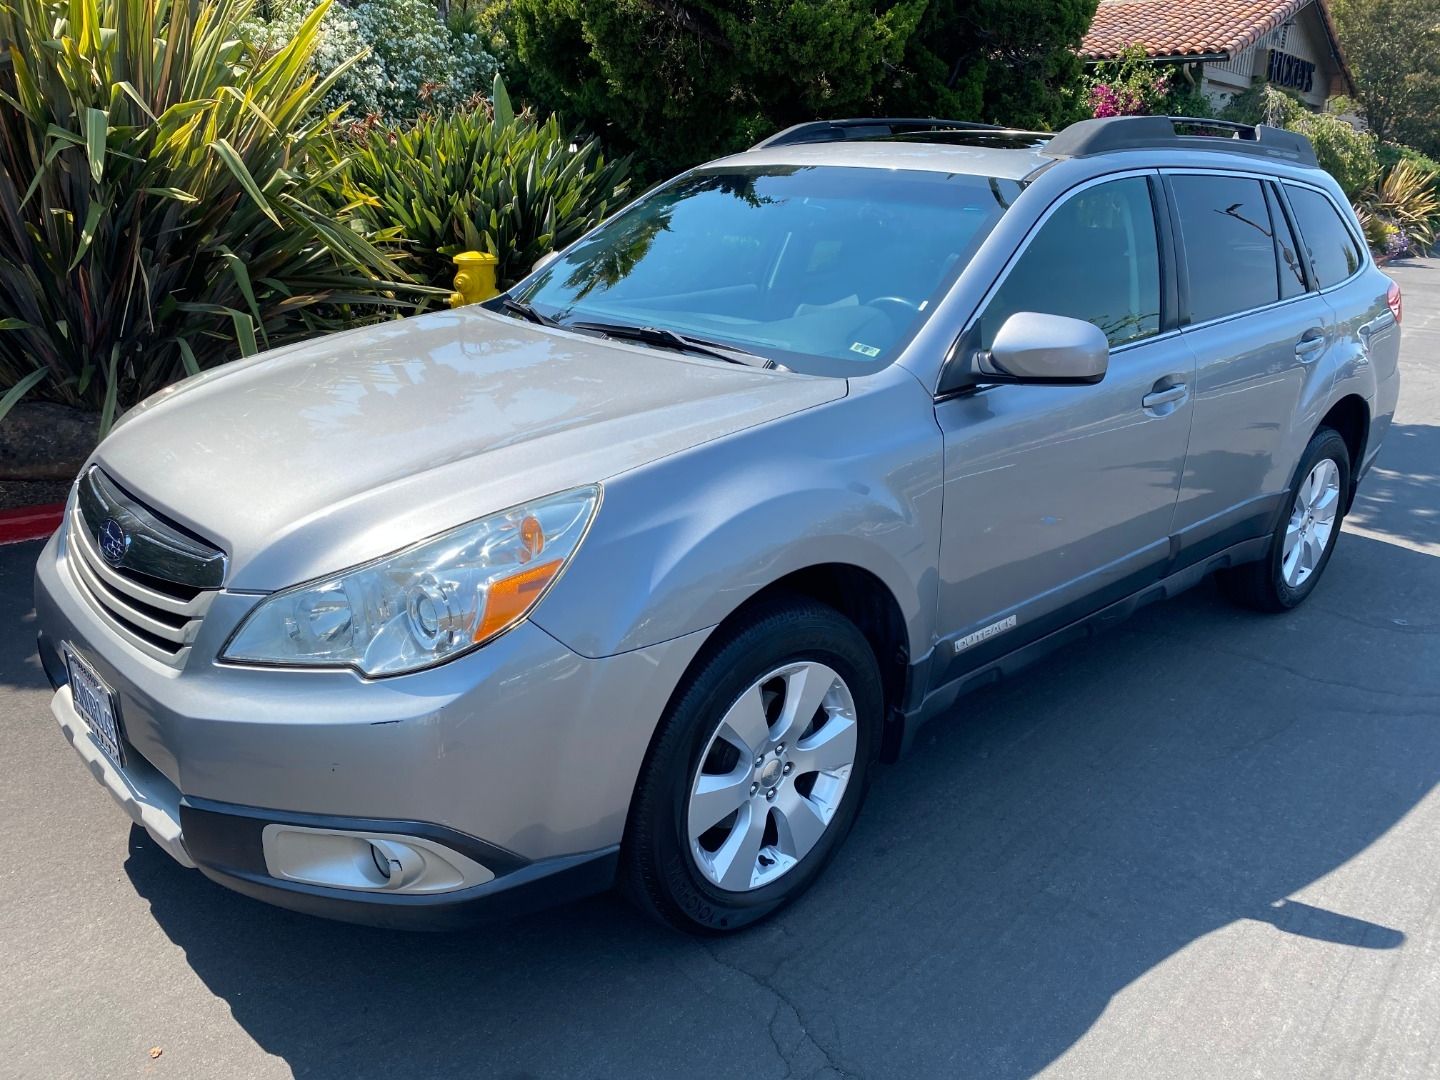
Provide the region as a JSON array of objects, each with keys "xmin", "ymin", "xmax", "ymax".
[{"xmin": 897, "ymin": 531, "xmax": 1275, "ymax": 757}]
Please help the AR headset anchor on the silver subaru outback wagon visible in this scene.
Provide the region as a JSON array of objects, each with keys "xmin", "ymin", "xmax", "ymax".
[{"xmin": 34, "ymin": 115, "xmax": 1401, "ymax": 933}]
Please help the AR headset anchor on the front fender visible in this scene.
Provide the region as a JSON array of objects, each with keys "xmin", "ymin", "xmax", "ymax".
[{"xmin": 532, "ymin": 370, "xmax": 944, "ymax": 660}]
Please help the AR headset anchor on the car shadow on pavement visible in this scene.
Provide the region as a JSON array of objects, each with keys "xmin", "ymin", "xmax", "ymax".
[
  {"xmin": 1345, "ymin": 423, "xmax": 1440, "ymax": 551},
  {"xmin": 120, "ymin": 525, "xmax": 1438, "ymax": 1080}
]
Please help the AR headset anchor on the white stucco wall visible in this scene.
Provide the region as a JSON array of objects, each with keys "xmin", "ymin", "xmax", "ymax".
[{"xmin": 1200, "ymin": 1, "xmax": 1340, "ymax": 109}]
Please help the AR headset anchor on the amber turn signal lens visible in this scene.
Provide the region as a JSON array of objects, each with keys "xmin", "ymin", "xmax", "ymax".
[
  {"xmin": 473, "ymin": 559, "xmax": 562, "ymax": 643},
  {"xmin": 519, "ymin": 514, "xmax": 545, "ymax": 562}
]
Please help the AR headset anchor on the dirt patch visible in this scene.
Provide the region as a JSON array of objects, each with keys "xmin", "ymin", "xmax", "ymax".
[{"xmin": 0, "ymin": 479, "xmax": 70, "ymax": 512}]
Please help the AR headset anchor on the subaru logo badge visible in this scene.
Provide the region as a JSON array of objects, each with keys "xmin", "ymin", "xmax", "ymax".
[{"xmin": 98, "ymin": 519, "xmax": 128, "ymax": 565}]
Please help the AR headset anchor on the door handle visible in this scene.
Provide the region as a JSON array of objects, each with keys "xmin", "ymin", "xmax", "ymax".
[
  {"xmin": 1295, "ymin": 328, "xmax": 1327, "ymax": 358},
  {"xmin": 1142, "ymin": 385, "xmax": 1187, "ymax": 409}
]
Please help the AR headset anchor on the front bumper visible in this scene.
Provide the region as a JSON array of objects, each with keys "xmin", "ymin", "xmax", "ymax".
[{"xmin": 34, "ymin": 525, "xmax": 707, "ymax": 927}]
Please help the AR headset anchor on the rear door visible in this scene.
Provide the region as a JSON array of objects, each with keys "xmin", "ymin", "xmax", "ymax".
[
  {"xmin": 1165, "ymin": 170, "xmax": 1336, "ymax": 561},
  {"xmin": 1283, "ymin": 182, "xmax": 1401, "ymax": 466},
  {"xmin": 932, "ymin": 173, "xmax": 1194, "ymax": 679}
]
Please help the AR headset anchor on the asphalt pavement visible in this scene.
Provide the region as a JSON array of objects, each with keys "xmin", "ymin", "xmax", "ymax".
[{"xmin": 2, "ymin": 262, "xmax": 1438, "ymax": 1080}]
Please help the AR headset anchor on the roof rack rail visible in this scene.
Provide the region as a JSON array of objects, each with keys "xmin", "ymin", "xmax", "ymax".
[
  {"xmin": 751, "ymin": 117, "xmax": 1046, "ymax": 150},
  {"xmin": 1044, "ymin": 115, "xmax": 1319, "ymax": 167}
]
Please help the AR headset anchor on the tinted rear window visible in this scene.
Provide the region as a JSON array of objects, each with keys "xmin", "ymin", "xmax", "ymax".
[
  {"xmin": 1170, "ymin": 175, "xmax": 1280, "ymax": 323},
  {"xmin": 1286, "ymin": 185, "xmax": 1365, "ymax": 288}
]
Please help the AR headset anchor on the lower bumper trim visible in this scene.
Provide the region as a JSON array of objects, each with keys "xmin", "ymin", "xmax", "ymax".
[
  {"xmin": 195, "ymin": 845, "xmax": 620, "ymax": 931},
  {"xmin": 181, "ymin": 798, "xmax": 620, "ymax": 929},
  {"xmin": 179, "ymin": 797, "xmax": 529, "ymax": 879},
  {"xmin": 180, "ymin": 797, "xmax": 619, "ymax": 929}
]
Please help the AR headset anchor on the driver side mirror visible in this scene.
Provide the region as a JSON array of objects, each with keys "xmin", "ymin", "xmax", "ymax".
[{"xmin": 946, "ymin": 312, "xmax": 1109, "ymax": 392}]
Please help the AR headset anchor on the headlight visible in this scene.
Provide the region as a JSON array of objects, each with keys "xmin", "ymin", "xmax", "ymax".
[{"xmin": 222, "ymin": 486, "xmax": 599, "ymax": 676}]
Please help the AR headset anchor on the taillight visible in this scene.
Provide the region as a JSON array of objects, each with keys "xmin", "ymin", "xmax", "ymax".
[{"xmin": 1387, "ymin": 279, "xmax": 1402, "ymax": 324}]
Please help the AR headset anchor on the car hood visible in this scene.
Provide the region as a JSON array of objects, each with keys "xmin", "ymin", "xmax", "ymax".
[{"xmin": 94, "ymin": 307, "xmax": 844, "ymax": 590}]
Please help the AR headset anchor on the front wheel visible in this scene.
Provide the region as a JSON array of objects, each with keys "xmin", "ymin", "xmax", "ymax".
[
  {"xmin": 622, "ymin": 598, "xmax": 882, "ymax": 934},
  {"xmin": 1221, "ymin": 427, "xmax": 1351, "ymax": 612}
]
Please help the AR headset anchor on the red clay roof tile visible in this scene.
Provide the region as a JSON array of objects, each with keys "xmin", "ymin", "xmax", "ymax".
[{"xmin": 1080, "ymin": 0, "xmax": 1313, "ymax": 60}]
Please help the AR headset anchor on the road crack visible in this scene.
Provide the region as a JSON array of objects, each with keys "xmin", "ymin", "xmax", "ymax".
[{"xmin": 703, "ymin": 943, "xmax": 857, "ymax": 1079}]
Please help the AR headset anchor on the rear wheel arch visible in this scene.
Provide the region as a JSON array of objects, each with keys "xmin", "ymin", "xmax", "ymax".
[{"xmin": 1318, "ymin": 394, "xmax": 1370, "ymax": 507}]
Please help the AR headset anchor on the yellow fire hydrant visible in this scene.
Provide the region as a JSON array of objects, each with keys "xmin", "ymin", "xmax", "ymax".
[{"xmin": 448, "ymin": 251, "xmax": 499, "ymax": 308}]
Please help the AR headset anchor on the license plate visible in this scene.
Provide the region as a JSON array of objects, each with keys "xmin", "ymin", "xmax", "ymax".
[{"xmin": 64, "ymin": 645, "xmax": 125, "ymax": 767}]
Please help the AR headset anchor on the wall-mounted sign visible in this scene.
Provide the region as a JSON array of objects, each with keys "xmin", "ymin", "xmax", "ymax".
[{"xmin": 1268, "ymin": 49, "xmax": 1316, "ymax": 93}]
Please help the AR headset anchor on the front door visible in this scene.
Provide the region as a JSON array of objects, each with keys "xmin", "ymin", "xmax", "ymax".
[{"xmin": 933, "ymin": 173, "xmax": 1194, "ymax": 681}]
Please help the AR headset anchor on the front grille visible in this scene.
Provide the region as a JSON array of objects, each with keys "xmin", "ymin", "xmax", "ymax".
[{"xmin": 65, "ymin": 468, "xmax": 225, "ymax": 664}]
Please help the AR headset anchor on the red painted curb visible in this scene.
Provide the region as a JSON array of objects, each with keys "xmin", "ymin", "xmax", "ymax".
[{"xmin": 0, "ymin": 503, "xmax": 65, "ymax": 545}]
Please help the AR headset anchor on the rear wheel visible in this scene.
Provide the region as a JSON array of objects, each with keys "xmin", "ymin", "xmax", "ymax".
[
  {"xmin": 622, "ymin": 597, "xmax": 882, "ymax": 934},
  {"xmin": 1221, "ymin": 427, "xmax": 1350, "ymax": 612}
]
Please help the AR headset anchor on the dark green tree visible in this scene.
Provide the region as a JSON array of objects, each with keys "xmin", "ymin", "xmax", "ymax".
[
  {"xmin": 888, "ymin": 0, "xmax": 1097, "ymax": 128},
  {"xmin": 499, "ymin": 0, "xmax": 1099, "ymax": 175},
  {"xmin": 1333, "ymin": 0, "xmax": 1440, "ymax": 154}
]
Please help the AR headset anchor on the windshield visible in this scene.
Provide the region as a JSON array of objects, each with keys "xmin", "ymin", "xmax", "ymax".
[{"xmin": 511, "ymin": 165, "xmax": 1022, "ymax": 376}]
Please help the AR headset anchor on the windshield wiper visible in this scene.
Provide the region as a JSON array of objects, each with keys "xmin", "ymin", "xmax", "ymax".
[
  {"xmin": 567, "ymin": 320, "xmax": 779, "ymax": 369},
  {"xmin": 500, "ymin": 296, "xmax": 560, "ymax": 327}
]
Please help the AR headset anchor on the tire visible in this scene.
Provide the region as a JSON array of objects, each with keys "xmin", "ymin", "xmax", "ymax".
[
  {"xmin": 622, "ymin": 596, "xmax": 883, "ymax": 934},
  {"xmin": 1221, "ymin": 427, "xmax": 1351, "ymax": 613}
]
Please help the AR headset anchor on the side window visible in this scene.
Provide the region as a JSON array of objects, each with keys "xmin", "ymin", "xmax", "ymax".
[
  {"xmin": 1170, "ymin": 174, "xmax": 1280, "ymax": 322},
  {"xmin": 1265, "ymin": 183, "xmax": 1308, "ymax": 299},
  {"xmin": 1286, "ymin": 184, "xmax": 1365, "ymax": 288},
  {"xmin": 978, "ymin": 176, "xmax": 1161, "ymax": 349}
]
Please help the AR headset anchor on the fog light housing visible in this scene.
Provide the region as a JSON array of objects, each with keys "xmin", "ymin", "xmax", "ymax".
[
  {"xmin": 260, "ymin": 825, "xmax": 495, "ymax": 894},
  {"xmin": 371, "ymin": 842, "xmax": 393, "ymax": 881}
]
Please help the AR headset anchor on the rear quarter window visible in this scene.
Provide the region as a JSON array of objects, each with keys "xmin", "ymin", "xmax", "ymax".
[
  {"xmin": 1286, "ymin": 185, "xmax": 1365, "ymax": 288},
  {"xmin": 1170, "ymin": 175, "xmax": 1281, "ymax": 323},
  {"xmin": 1265, "ymin": 183, "xmax": 1308, "ymax": 300}
]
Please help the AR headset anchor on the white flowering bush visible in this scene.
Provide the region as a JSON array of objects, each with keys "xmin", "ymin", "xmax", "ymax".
[{"xmin": 242, "ymin": 0, "xmax": 498, "ymax": 120}]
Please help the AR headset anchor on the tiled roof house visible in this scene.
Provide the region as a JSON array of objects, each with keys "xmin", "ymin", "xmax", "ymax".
[{"xmin": 1080, "ymin": 0, "xmax": 1356, "ymax": 110}]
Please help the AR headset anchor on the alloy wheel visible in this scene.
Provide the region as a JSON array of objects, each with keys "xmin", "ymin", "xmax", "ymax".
[
  {"xmin": 1283, "ymin": 457, "xmax": 1341, "ymax": 589},
  {"xmin": 687, "ymin": 661, "xmax": 858, "ymax": 892}
]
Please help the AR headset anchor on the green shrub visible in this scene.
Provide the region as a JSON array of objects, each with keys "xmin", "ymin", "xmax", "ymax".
[
  {"xmin": 341, "ymin": 78, "xmax": 634, "ymax": 289},
  {"xmin": 1378, "ymin": 142, "xmax": 1440, "ymax": 180},
  {"xmin": 0, "ymin": 0, "xmax": 421, "ymax": 429},
  {"xmin": 498, "ymin": 0, "xmax": 1095, "ymax": 175},
  {"xmin": 242, "ymin": 0, "xmax": 499, "ymax": 122},
  {"xmin": 1358, "ymin": 158, "xmax": 1440, "ymax": 252},
  {"xmin": 1223, "ymin": 86, "xmax": 1379, "ymax": 198}
]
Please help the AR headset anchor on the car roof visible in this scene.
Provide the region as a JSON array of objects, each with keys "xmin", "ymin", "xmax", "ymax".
[
  {"xmin": 707, "ymin": 115, "xmax": 1322, "ymax": 184},
  {"xmin": 706, "ymin": 139, "xmax": 1053, "ymax": 182}
]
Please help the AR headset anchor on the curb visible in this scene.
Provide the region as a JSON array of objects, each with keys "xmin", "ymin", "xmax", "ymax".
[{"xmin": 0, "ymin": 503, "xmax": 65, "ymax": 545}]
